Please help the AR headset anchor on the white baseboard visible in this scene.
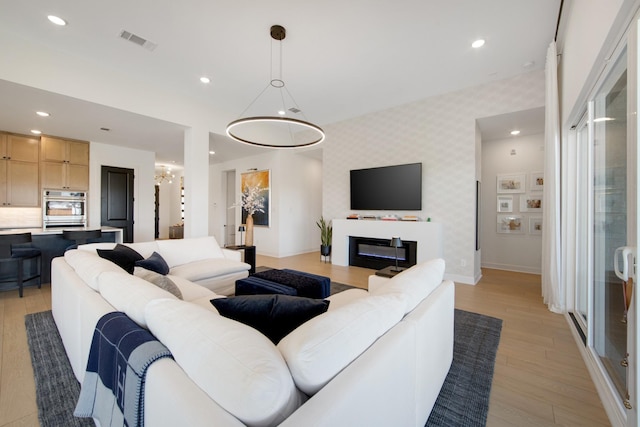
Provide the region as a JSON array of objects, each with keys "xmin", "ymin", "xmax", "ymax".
[
  {"xmin": 444, "ymin": 273, "xmax": 477, "ymax": 285},
  {"xmin": 481, "ymin": 262, "xmax": 541, "ymax": 275}
]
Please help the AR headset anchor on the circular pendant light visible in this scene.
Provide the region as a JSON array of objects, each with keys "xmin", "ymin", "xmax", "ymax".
[{"xmin": 225, "ymin": 25, "xmax": 325, "ymax": 149}]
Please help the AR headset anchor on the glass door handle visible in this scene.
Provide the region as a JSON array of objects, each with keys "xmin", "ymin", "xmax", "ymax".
[{"xmin": 614, "ymin": 246, "xmax": 636, "ymax": 281}]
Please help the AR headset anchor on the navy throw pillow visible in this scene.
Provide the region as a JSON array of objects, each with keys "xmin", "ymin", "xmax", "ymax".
[
  {"xmin": 135, "ymin": 251, "xmax": 170, "ymax": 275},
  {"xmin": 97, "ymin": 244, "xmax": 143, "ymax": 274},
  {"xmin": 210, "ymin": 294, "xmax": 330, "ymax": 344}
]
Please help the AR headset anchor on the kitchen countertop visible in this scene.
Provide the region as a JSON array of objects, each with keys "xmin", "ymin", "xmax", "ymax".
[{"xmin": 0, "ymin": 226, "xmax": 123, "ymax": 241}]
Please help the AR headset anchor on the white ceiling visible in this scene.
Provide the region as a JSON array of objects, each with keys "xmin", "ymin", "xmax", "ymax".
[{"xmin": 0, "ymin": 0, "xmax": 561, "ymax": 168}]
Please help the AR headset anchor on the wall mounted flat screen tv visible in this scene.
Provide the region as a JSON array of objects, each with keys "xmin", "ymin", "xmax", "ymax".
[{"xmin": 350, "ymin": 163, "xmax": 422, "ymax": 210}]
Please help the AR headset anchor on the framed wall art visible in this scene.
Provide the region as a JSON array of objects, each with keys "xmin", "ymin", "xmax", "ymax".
[
  {"xmin": 530, "ymin": 172, "xmax": 544, "ymax": 191},
  {"xmin": 497, "ymin": 215, "xmax": 524, "ymax": 234},
  {"xmin": 496, "ymin": 173, "xmax": 526, "ymax": 193},
  {"xmin": 520, "ymin": 194, "xmax": 542, "ymax": 212},
  {"xmin": 240, "ymin": 169, "xmax": 271, "ymax": 227},
  {"xmin": 497, "ymin": 195, "xmax": 513, "ymax": 213},
  {"xmin": 529, "ymin": 217, "xmax": 543, "ymax": 235}
]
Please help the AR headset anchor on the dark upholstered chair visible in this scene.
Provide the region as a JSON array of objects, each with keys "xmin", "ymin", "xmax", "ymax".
[
  {"xmin": 62, "ymin": 229, "xmax": 102, "ymax": 250},
  {"xmin": 0, "ymin": 232, "xmax": 42, "ymax": 297}
]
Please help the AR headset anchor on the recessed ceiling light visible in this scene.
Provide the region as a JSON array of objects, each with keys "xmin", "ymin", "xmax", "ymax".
[
  {"xmin": 593, "ymin": 117, "xmax": 614, "ymax": 122},
  {"xmin": 510, "ymin": 130, "xmax": 521, "ymax": 135},
  {"xmin": 200, "ymin": 77, "xmax": 211, "ymax": 84},
  {"xmin": 36, "ymin": 111, "xmax": 50, "ymax": 117},
  {"xmin": 472, "ymin": 39, "xmax": 485, "ymax": 48},
  {"xmin": 209, "ymin": 151, "xmax": 215, "ymax": 155},
  {"xmin": 278, "ymin": 110, "xmax": 286, "ymax": 115},
  {"xmin": 47, "ymin": 15, "xmax": 67, "ymax": 26},
  {"xmin": 31, "ymin": 130, "xmax": 42, "ymax": 135}
]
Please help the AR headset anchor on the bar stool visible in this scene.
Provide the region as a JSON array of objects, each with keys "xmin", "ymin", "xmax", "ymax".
[
  {"xmin": 0, "ymin": 232, "xmax": 42, "ymax": 297},
  {"xmin": 62, "ymin": 229, "xmax": 102, "ymax": 250}
]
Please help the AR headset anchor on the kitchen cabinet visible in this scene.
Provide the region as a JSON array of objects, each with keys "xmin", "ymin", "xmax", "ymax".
[
  {"xmin": 40, "ymin": 136, "xmax": 89, "ymax": 190},
  {"xmin": 0, "ymin": 133, "xmax": 40, "ymax": 207}
]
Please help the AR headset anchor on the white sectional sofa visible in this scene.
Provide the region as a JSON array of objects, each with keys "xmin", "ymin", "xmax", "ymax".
[{"xmin": 51, "ymin": 237, "xmax": 455, "ymax": 427}]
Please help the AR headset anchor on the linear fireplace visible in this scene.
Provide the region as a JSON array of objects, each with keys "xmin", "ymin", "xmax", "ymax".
[{"xmin": 349, "ymin": 236, "xmax": 417, "ymax": 270}]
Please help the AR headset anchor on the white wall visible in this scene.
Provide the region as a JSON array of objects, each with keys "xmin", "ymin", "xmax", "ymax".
[
  {"xmin": 558, "ymin": 0, "xmax": 626, "ymax": 121},
  {"xmin": 210, "ymin": 151, "xmax": 322, "ymax": 257},
  {"xmin": 481, "ymin": 133, "xmax": 545, "ymax": 274},
  {"xmin": 89, "ymin": 142, "xmax": 155, "ymax": 242},
  {"xmin": 156, "ymin": 175, "xmax": 183, "ymax": 240},
  {"xmin": 322, "ymin": 71, "xmax": 545, "ymax": 284}
]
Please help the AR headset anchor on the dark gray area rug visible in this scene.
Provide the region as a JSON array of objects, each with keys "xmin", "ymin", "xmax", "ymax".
[
  {"xmin": 25, "ymin": 311, "xmax": 93, "ymax": 427},
  {"xmin": 26, "ymin": 307, "xmax": 501, "ymax": 427}
]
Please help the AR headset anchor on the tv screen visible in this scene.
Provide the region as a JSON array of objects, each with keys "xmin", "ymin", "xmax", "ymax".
[{"xmin": 350, "ymin": 163, "xmax": 422, "ymax": 210}]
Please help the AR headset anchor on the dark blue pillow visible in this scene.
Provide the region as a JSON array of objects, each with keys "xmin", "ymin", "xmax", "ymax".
[
  {"xmin": 210, "ymin": 294, "xmax": 330, "ymax": 344},
  {"xmin": 135, "ymin": 251, "xmax": 170, "ymax": 275},
  {"xmin": 97, "ymin": 244, "xmax": 143, "ymax": 274}
]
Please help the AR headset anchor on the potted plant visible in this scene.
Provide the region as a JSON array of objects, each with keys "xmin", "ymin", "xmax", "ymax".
[{"xmin": 316, "ymin": 216, "xmax": 333, "ymax": 258}]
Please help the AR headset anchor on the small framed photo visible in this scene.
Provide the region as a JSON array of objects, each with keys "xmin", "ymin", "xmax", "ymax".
[
  {"xmin": 497, "ymin": 174, "xmax": 526, "ymax": 193},
  {"xmin": 529, "ymin": 217, "xmax": 543, "ymax": 235},
  {"xmin": 530, "ymin": 172, "xmax": 544, "ymax": 191},
  {"xmin": 520, "ymin": 194, "xmax": 542, "ymax": 212},
  {"xmin": 497, "ymin": 215, "xmax": 524, "ymax": 234},
  {"xmin": 497, "ymin": 195, "xmax": 513, "ymax": 212}
]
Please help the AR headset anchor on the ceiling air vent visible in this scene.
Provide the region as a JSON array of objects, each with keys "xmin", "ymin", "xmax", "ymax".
[
  {"xmin": 119, "ymin": 30, "xmax": 157, "ymax": 52},
  {"xmin": 288, "ymin": 107, "xmax": 301, "ymax": 114}
]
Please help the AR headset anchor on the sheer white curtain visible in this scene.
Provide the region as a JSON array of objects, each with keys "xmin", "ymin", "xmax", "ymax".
[{"xmin": 542, "ymin": 41, "xmax": 564, "ymax": 313}]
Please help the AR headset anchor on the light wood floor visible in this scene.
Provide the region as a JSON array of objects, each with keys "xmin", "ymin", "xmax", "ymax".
[{"xmin": 0, "ymin": 253, "xmax": 610, "ymax": 426}]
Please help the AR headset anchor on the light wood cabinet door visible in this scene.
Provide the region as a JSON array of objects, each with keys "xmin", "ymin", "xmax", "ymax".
[
  {"xmin": 40, "ymin": 136, "xmax": 67, "ymax": 163},
  {"xmin": 41, "ymin": 161, "xmax": 66, "ymax": 190},
  {"xmin": 7, "ymin": 135, "xmax": 39, "ymax": 162},
  {"xmin": 0, "ymin": 160, "xmax": 7, "ymax": 205},
  {"xmin": 7, "ymin": 161, "xmax": 39, "ymax": 206},
  {"xmin": 68, "ymin": 141, "xmax": 89, "ymax": 166},
  {"xmin": 67, "ymin": 164, "xmax": 89, "ymax": 190}
]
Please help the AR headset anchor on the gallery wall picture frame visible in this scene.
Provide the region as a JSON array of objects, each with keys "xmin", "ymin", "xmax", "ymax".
[
  {"xmin": 529, "ymin": 217, "xmax": 543, "ymax": 235},
  {"xmin": 530, "ymin": 172, "xmax": 544, "ymax": 191},
  {"xmin": 520, "ymin": 194, "xmax": 542, "ymax": 212},
  {"xmin": 496, "ymin": 173, "xmax": 526, "ymax": 193},
  {"xmin": 240, "ymin": 169, "xmax": 271, "ymax": 227},
  {"xmin": 497, "ymin": 215, "xmax": 524, "ymax": 234},
  {"xmin": 497, "ymin": 195, "xmax": 513, "ymax": 213}
]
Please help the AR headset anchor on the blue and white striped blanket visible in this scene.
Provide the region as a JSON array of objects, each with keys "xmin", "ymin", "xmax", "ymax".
[{"xmin": 74, "ymin": 312, "xmax": 172, "ymax": 427}]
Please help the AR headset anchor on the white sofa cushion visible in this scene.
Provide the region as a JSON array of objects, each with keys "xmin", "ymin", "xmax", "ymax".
[
  {"xmin": 156, "ymin": 236, "xmax": 225, "ymax": 267},
  {"xmin": 126, "ymin": 241, "xmax": 160, "ymax": 258},
  {"xmin": 145, "ymin": 299, "xmax": 303, "ymax": 427},
  {"xmin": 166, "ymin": 274, "xmax": 219, "ymax": 301},
  {"xmin": 277, "ymin": 293, "xmax": 405, "ymax": 395},
  {"xmin": 64, "ymin": 249, "xmax": 124, "ymax": 291},
  {"xmin": 370, "ymin": 258, "xmax": 446, "ymax": 314},
  {"xmin": 169, "ymin": 258, "xmax": 250, "ymax": 282},
  {"xmin": 325, "ymin": 288, "xmax": 369, "ymax": 311},
  {"xmin": 98, "ymin": 270, "xmax": 178, "ymax": 328}
]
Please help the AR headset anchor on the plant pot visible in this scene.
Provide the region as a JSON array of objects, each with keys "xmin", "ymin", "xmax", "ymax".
[{"xmin": 320, "ymin": 245, "xmax": 331, "ymax": 256}]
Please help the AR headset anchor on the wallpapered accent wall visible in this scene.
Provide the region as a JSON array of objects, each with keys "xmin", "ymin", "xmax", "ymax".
[{"xmin": 321, "ymin": 70, "xmax": 545, "ymax": 283}]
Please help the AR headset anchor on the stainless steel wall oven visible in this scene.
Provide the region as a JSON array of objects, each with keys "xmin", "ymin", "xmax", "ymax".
[{"xmin": 42, "ymin": 190, "xmax": 87, "ymax": 228}]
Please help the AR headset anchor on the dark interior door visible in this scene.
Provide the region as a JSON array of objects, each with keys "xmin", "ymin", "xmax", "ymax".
[{"xmin": 101, "ymin": 166, "xmax": 134, "ymax": 243}]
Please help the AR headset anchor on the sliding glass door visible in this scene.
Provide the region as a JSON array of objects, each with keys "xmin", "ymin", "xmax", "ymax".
[{"xmin": 591, "ymin": 48, "xmax": 629, "ymax": 401}]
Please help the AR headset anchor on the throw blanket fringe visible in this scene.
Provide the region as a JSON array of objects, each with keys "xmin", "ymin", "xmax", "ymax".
[{"xmin": 74, "ymin": 312, "xmax": 172, "ymax": 427}]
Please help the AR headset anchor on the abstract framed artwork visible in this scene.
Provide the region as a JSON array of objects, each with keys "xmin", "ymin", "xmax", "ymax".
[
  {"xmin": 240, "ymin": 169, "xmax": 271, "ymax": 227},
  {"xmin": 496, "ymin": 173, "xmax": 526, "ymax": 194},
  {"xmin": 497, "ymin": 215, "xmax": 524, "ymax": 234}
]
